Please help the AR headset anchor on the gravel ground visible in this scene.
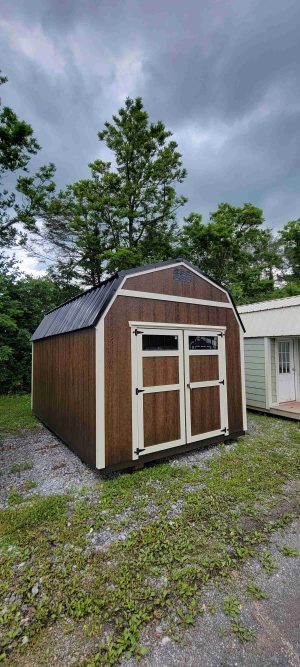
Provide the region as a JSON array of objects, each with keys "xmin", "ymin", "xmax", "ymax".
[
  {"xmin": 0, "ymin": 421, "xmax": 242, "ymax": 508},
  {"xmin": 0, "ymin": 425, "xmax": 99, "ymax": 508},
  {"xmin": 122, "ymin": 521, "xmax": 300, "ymax": 667}
]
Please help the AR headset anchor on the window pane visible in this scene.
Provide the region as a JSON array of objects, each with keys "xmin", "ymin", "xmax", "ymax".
[
  {"xmin": 189, "ymin": 335, "xmax": 218, "ymax": 350},
  {"xmin": 142, "ymin": 334, "xmax": 178, "ymax": 351}
]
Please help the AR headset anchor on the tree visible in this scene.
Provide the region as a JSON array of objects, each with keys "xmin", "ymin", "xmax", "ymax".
[
  {"xmin": 179, "ymin": 203, "xmax": 281, "ymax": 303},
  {"xmin": 0, "ymin": 73, "xmax": 41, "ymax": 247},
  {"xmin": 0, "ymin": 257, "xmax": 79, "ymax": 393},
  {"xmin": 278, "ymin": 219, "xmax": 300, "ymax": 283},
  {"xmin": 17, "ymin": 97, "xmax": 186, "ymax": 285}
]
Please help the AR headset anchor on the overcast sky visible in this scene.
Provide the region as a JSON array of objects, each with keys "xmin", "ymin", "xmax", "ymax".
[{"xmin": 1, "ymin": 0, "xmax": 300, "ymax": 274}]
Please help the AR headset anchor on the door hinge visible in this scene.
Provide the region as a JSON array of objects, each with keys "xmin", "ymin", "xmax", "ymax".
[
  {"xmin": 221, "ymin": 427, "xmax": 228, "ymax": 434},
  {"xmin": 135, "ymin": 387, "xmax": 145, "ymax": 395},
  {"xmin": 219, "ymin": 379, "xmax": 225, "ymax": 385},
  {"xmin": 218, "ymin": 332, "xmax": 224, "ymax": 337},
  {"xmin": 134, "ymin": 328, "xmax": 144, "ymax": 336},
  {"xmin": 134, "ymin": 447, "xmax": 145, "ymax": 455}
]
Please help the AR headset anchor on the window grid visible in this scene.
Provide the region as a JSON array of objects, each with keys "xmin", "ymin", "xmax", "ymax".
[{"xmin": 278, "ymin": 341, "xmax": 290, "ymax": 374}]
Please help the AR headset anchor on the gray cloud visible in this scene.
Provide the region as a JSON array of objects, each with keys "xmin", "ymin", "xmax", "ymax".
[{"xmin": 1, "ymin": 0, "xmax": 300, "ymax": 259}]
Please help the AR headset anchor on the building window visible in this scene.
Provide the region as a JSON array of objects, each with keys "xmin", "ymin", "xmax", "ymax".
[
  {"xmin": 189, "ymin": 335, "xmax": 218, "ymax": 350},
  {"xmin": 278, "ymin": 341, "xmax": 290, "ymax": 374},
  {"xmin": 142, "ymin": 334, "xmax": 179, "ymax": 351}
]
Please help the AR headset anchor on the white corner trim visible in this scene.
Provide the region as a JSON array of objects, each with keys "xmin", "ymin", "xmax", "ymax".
[
  {"xmin": 95, "ymin": 318, "xmax": 105, "ymax": 469},
  {"xmin": 240, "ymin": 331, "xmax": 247, "ymax": 431},
  {"xmin": 119, "ymin": 288, "xmax": 232, "ymax": 309}
]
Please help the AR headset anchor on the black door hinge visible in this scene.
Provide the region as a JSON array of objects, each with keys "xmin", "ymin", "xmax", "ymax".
[
  {"xmin": 134, "ymin": 328, "xmax": 144, "ymax": 336},
  {"xmin": 219, "ymin": 379, "xmax": 224, "ymax": 385},
  {"xmin": 134, "ymin": 447, "xmax": 145, "ymax": 455},
  {"xmin": 218, "ymin": 332, "xmax": 224, "ymax": 337},
  {"xmin": 221, "ymin": 427, "xmax": 228, "ymax": 433},
  {"xmin": 135, "ymin": 388, "xmax": 145, "ymax": 395}
]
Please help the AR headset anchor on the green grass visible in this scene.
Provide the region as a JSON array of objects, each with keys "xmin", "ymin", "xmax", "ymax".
[
  {"xmin": 9, "ymin": 462, "xmax": 33, "ymax": 473},
  {"xmin": 0, "ymin": 394, "xmax": 38, "ymax": 432},
  {"xmin": 0, "ymin": 413, "xmax": 299, "ymax": 666}
]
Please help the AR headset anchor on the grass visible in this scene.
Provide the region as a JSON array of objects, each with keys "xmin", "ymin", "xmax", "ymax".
[
  {"xmin": 9, "ymin": 462, "xmax": 33, "ymax": 473},
  {"xmin": 0, "ymin": 394, "xmax": 38, "ymax": 433},
  {"xmin": 0, "ymin": 413, "xmax": 299, "ymax": 665}
]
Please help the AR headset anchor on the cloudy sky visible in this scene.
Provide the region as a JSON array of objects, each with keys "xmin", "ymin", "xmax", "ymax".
[{"xmin": 1, "ymin": 0, "xmax": 300, "ymax": 274}]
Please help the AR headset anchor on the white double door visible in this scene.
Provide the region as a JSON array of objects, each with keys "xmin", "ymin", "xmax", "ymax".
[{"xmin": 132, "ymin": 326, "xmax": 228, "ymax": 458}]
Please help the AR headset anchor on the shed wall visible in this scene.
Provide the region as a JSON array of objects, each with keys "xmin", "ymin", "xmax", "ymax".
[
  {"xmin": 104, "ymin": 293, "xmax": 243, "ymax": 467},
  {"xmin": 124, "ymin": 267, "xmax": 230, "ymax": 302},
  {"xmin": 32, "ymin": 328, "xmax": 96, "ymax": 467},
  {"xmin": 244, "ymin": 338, "xmax": 266, "ymax": 409}
]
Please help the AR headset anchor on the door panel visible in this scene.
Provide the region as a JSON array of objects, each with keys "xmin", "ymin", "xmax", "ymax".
[
  {"xmin": 190, "ymin": 355, "xmax": 219, "ymax": 383},
  {"xmin": 143, "ymin": 356, "xmax": 179, "ymax": 387},
  {"xmin": 143, "ymin": 390, "xmax": 181, "ymax": 447},
  {"xmin": 277, "ymin": 339, "xmax": 296, "ymax": 403},
  {"xmin": 190, "ymin": 386, "xmax": 221, "ymax": 436},
  {"xmin": 184, "ymin": 329, "xmax": 228, "ymax": 443},
  {"xmin": 133, "ymin": 328, "xmax": 186, "ymax": 456}
]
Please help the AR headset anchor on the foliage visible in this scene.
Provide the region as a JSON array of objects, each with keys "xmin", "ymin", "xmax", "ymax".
[
  {"xmin": 279, "ymin": 545, "xmax": 298, "ymax": 557},
  {"xmin": 0, "ymin": 412, "xmax": 299, "ymax": 664},
  {"xmin": 0, "ymin": 258, "xmax": 79, "ymax": 393},
  {"xmin": 179, "ymin": 204, "xmax": 282, "ymax": 303},
  {"xmin": 17, "ymin": 97, "xmax": 186, "ymax": 285},
  {"xmin": 278, "ymin": 219, "xmax": 300, "ymax": 283},
  {"xmin": 0, "ymin": 73, "xmax": 41, "ymax": 247},
  {"xmin": 0, "ymin": 394, "xmax": 37, "ymax": 431}
]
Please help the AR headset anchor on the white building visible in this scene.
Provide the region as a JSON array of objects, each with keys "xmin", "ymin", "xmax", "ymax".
[{"xmin": 238, "ymin": 295, "xmax": 300, "ymax": 419}]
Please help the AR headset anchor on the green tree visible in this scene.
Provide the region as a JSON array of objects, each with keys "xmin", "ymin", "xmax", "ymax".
[
  {"xmin": 278, "ymin": 219, "xmax": 300, "ymax": 283},
  {"xmin": 17, "ymin": 97, "xmax": 186, "ymax": 285},
  {"xmin": 0, "ymin": 257, "xmax": 79, "ymax": 393},
  {"xmin": 0, "ymin": 73, "xmax": 41, "ymax": 247},
  {"xmin": 179, "ymin": 203, "xmax": 281, "ymax": 303}
]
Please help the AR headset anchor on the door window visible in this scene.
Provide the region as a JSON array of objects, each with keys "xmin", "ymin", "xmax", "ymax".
[
  {"xmin": 189, "ymin": 335, "xmax": 218, "ymax": 350},
  {"xmin": 142, "ymin": 334, "xmax": 179, "ymax": 351},
  {"xmin": 278, "ymin": 341, "xmax": 290, "ymax": 374}
]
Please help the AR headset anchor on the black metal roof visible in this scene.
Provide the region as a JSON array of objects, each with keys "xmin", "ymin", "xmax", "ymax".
[{"xmin": 32, "ymin": 259, "xmax": 245, "ymax": 341}]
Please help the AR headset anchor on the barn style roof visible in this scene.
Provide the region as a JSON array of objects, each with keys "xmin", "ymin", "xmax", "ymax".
[
  {"xmin": 238, "ymin": 294, "xmax": 300, "ymax": 337},
  {"xmin": 32, "ymin": 259, "xmax": 244, "ymax": 341}
]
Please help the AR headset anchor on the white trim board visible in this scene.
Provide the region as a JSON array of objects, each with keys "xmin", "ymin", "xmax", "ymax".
[
  {"xmin": 119, "ymin": 289, "xmax": 232, "ymax": 309},
  {"xmin": 129, "ymin": 321, "xmax": 226, "ymax": 332}
]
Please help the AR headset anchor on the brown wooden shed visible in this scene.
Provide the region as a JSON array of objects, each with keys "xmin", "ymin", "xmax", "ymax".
[{"xmin": 32, "ymin": 259, "xmax": 247, "ymax": 471}]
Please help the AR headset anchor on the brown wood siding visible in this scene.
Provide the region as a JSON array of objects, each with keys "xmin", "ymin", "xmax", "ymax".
[
  {"xmin": 33, "ymin": 329, "xmax": 96, "ymax": 467},
  {"xmin": 124, "ymin": 267, "xmax": 229, "ymax": 302},
  {"xmin": 143, "ymin": 356, "xmax": 179, "ymax": 387},
  {"xmin": 143, "ymin": 391, "xmax": 181, "ymax": 447},
  {"xmin": 190, "ymin": 355, "xmax": 219, "ymax": 382},
  {"xmin": 104, "ymin": 296, "xmax": 243, "ymax": 466},
  {"xmin": 190, "ymin": 386, "xmax": 220, "ymax": 435}
]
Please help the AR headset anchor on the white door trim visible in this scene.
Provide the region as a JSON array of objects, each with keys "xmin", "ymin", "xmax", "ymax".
[{"xmin": 129, "ymin": 321, "xmax": 226, "ymax": 333}]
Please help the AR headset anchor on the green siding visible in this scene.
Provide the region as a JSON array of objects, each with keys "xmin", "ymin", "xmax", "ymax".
[
  {"xmin": 244, "ymin": 338, "xmax": 266, "ymax": 408},
  {"xmin": 270, "ymin": 338, "xmax": 277, "ymax": 403}
]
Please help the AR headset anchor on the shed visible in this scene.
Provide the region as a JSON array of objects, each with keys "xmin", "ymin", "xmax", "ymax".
[
  {"xmin": 238, "ymin": 295, "xmax": 300, "ymax": 419},
  {"xmin": 32, "ymin": 259, "xmax": 247, "ymax": 471}
]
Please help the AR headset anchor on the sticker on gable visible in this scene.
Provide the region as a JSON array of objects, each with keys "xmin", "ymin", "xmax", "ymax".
[{"xmin": 173, "ymin": 268, "xmax": 192, "ymax": 282}]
